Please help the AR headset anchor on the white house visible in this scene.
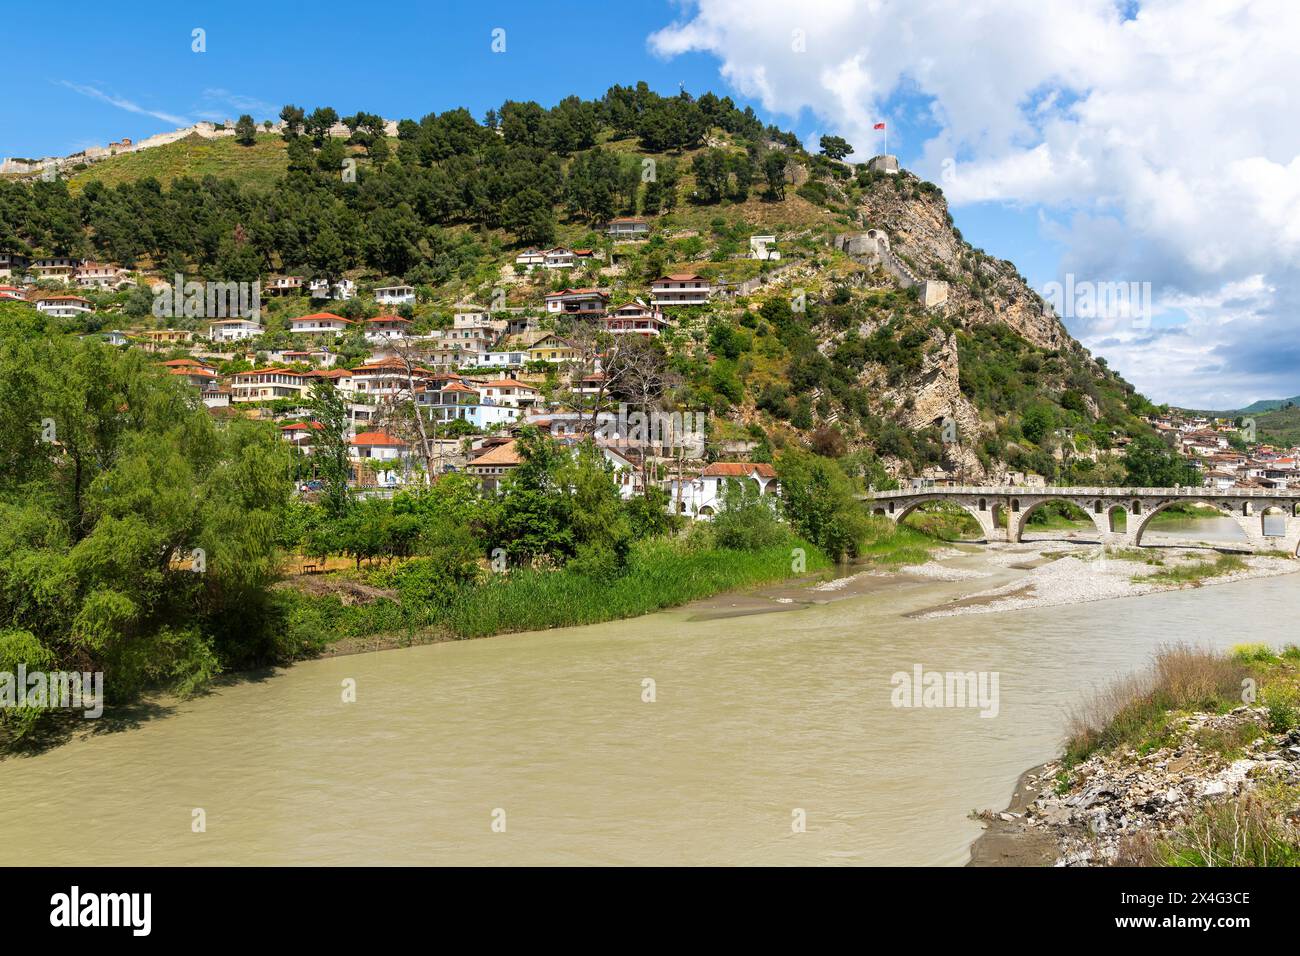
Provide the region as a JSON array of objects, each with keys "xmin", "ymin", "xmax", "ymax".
[
  {"xmin": 289, "ymin": 312, "xmax": 355, "ymax": 336},
  {"xmin": 75, "ymin": 261, "xmax": 132, "ymax": 290},
  {"xmin": 650, "ymin": 274, "xmax": 711, "ymax": 307},
  {"xmin": 597, "ymin": 444, "xmax": 643, "ymax": 499},
  {"xmin": 265, "ymin": 275, "xmax": 304, "ymax": 296},
  {"xmin": 606, "ymin": 216, "xmax": 649, "ymax": 238},
  {"xmin": 230, "ymin": 367, "xmax": 311, "ymax": 403},
  {"xmin": 474, "ymin": 349, "xmax": 529, "ymax": 369},
  {"xmin": 514, "ymin": 249, "xmax": 546, "ymax": 271},
  {"xmin": 0, "ymin": 252, "xmax": 30, "ymax": 278},
  {"xmin": 364, "ymin": 315, "xmax": 413, "ymax": 342},
  {"xmin": 348, "ymin": 360, "xmax": 435, "ymax": 402},
  {"xmin": 309, "ymin": 278, "xmax": 356, "ymax": 301},
  {"xmin": 0, "ymin": 284, "xmax": 26, "ymax": 302},
  {"xmin": 349, "ymin": 431, "xmax": 409, "ymax": 487},
  {"xmin": 200, "ymin": 385, "xmax": 231, "ymax": 410},
  {"xmin": 374, "ymin": 284, "xmax": 416, "ymax": 306},
  {"xmin": 543, "ymin": 248, "xmax": 576, "ymax": 269},
  {"xmin": 33, "ymin": 294, "xmax": 93, "ymax": 318},
  {"xmin": 545, "ymin": 287, "xmax": 608, "ymax": 316},
  {"xmin": 477, "ymin": 377, "xmax": 540, "ymax": 409},
  {"xmin": 749, "ymin": 235, "xmax": 780, "ymax": 261},
  {"xmin": 604, "ymin": 301, "xmax": 668, "ymax": 336},
  {"xmin": 666, "ymin": 462, "xmax": 779, "ymax": 518},
  {"xmin": 30, "ymin": 257, "xmax": 82, "ymax": 282},
  {"xmin": 208, "ymin": 318, "xmax": 263, "ymax": 342},
  {"xmin": 418, "ymin": 380, "xmax": 522, "ymax": 430},
  {"xmin": 102, "ymin": 329, "xmax": 129, "ymax": 345}
]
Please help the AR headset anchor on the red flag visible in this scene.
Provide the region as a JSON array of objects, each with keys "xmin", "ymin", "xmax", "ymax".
[{"xmin": 873, "ymin": 122, "xmax": 886, "ymax": 130}]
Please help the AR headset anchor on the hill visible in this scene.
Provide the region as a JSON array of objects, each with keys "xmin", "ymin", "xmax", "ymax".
[
  {"xmin": 1251, "ymin": 405, "xmax": 1300, "ymax": 446},
  {"xmin": 0, "ymin": 85, "xmax": 1161, "ymax": 482},
  {"xmin": 1234, "ymin": 395, "xmax": 1300, "ymax": 415},
  {"xmin": 65, "ymin": 131, "xmax": 291, "ymax": 192}
]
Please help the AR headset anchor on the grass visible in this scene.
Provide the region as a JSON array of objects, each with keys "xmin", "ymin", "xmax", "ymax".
[
  {"xmin": 901, "ymin": 502, "xmax": 980, "ymax": 542},
  {"xmin": 1064, "ymin": 643, "xmax": 1300, "ymax": 767},
  {"xmin": 67, "ymin": 132, "xmax": 289, "ymax": 192},
  {"xmin": 862, "ymin": 517, "xmax": 949, "ymax": 565},
  {"xmin": 1119, "ymin": 783, "xmax": 1300, "ymax": 867},
  {"xmin": 283, "ymin": 533, "xmax": 834, "ymax": 646},
  {"xmin": 441, "ymin": 535, "xmax": 830, "ymax": 638},
  {"xmin": 281, "ymin": 505, "xmax": 957, "ymax": 650},
  {"xmin": 1134, "ymin": 553, "xmax": 1246, "ymax": 585},
  {"xmin": 1063, "ymin": 644, "xmax": 1252, "ymax": 766}
]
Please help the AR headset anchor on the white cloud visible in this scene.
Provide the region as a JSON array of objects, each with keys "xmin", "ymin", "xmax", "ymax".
[
  {"xmin": 649, "ymin": 0, "xmax": 1300, "ymax": 407},
  {"xmin": 57, "ymin": 81, "xmax": 190, "ymax": 126}
]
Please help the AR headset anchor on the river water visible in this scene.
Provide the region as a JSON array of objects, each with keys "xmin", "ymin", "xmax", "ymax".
[{"xmin": 1, "ymin": 530, "xmax": 1295, "ymax": 866}]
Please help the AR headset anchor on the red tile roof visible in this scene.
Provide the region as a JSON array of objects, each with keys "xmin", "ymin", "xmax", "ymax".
[
  {"xmin": 469, "ymin": 439, "xmax": 521, "ymax": 467},
  {"xmin": 701, "ymin": 462, "xmax": 777, "ymax": 479},
  {"xmin": 350, "ymin": 431, "xmax": 407, "ymax": 447},
  {"xmin": 481, "ymin": 378, "xmax": 539, "ymax": 390},
  {"xmin": 292, "ymin": 312, "xmax": 353, "ymax": 324},
  {"xmin": 545, "ymin": 288, "xmax": 607, "ymax": 298}
]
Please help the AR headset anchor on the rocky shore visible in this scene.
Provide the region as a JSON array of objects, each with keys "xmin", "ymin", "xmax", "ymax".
[{"xmin": 970, "ymin": 707, "xmax": 1300, "ymax": 866}]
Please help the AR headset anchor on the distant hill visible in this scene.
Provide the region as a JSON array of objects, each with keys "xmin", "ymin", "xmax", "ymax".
[
  {"xmin": 1236, "ymin": 395, "xmax": 1300, "ymax": 415},
  {"xmin": 1186, "ymin": 395, "xmax": 1300, "ymax": 417},
  {"xmin": 1252, "ymin": 405, "xmax": 1300, "ymax": 447}
]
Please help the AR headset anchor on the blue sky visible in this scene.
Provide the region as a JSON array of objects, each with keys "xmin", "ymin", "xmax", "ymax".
[{"xmin": 5, "ymin": 0, "xmax": 1295, "ymax": 410}]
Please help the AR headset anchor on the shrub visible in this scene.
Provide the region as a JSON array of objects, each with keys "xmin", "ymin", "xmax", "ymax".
[{"xmin": 711, "ymin": 478, "xmax": 786, "ymax": 551}]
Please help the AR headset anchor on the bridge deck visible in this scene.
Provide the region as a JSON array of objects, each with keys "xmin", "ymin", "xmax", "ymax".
[{"xmin": 864, "ymin": 485, "xmax": 1300, "ymax": 500}]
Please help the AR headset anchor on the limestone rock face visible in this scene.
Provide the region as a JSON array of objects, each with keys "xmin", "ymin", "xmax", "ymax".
[{"xmin": 854, "ymin": 175, "xmax": 1082, "ymax": 357}]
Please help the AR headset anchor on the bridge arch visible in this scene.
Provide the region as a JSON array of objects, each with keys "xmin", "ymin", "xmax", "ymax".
[
  {"xmin": 1012, "ymin": 496, "xmax": 1105, "ymax": 543},
  {"xmin": 886, "ymin": 495, "xmax": 992, "ymax": 542},
  {"xmin": 1104, "ymin": 503, "xmax": 1128, "ymax": 534},
  {"xmin": 1259, "ymin": 505, "xmax": 1288, "ymax": 538},
  {"xmin": 1131, "ymin": 498, "xmax": 1244, "ymax": 547}
]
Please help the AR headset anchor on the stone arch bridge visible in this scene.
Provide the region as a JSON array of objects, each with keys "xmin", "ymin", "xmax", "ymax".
[{"xmin": 865, "ymin": 485, "xmax": 1300, "ymax": 554}]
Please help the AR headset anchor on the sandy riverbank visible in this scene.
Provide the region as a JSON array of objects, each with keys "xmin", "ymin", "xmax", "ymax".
[{"xmin": 910, "ymin": 540, "xmax": 1298, "ymax": 619}]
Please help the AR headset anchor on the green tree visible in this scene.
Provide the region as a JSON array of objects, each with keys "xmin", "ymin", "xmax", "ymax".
[
  {"xmin": 0, "ymin": 306, "xmax": 295, "ymax": 720},
  {"xmin": 819, "ymin": 135, "xmax": 853, "ymax": 160},
  {"xmin": 775, "ymin": 448, "xmax": 870, "ymax": 560},
  {"xmin": 279, "ymin": 104, "xmax": 305, "ymax": 140},
  {"xmin": 1122, "ymin": 434, "xmax": 1185, "ymax": 486},
  {"xmin": 762, "ymin": 151, "xmax": 788, "ymax": 200},
  {"xmin": 308, "ymin": 378, "xmax": 353, "ymax": 517},
  {"xmin": 235, "ymin": 114, "xmax": 257, "ymax": 147}
]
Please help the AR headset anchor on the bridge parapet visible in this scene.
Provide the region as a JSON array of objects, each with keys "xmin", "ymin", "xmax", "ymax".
[
  {"xmin": 866, "ymin": 485, "xmax": 1300, "ymax": 500},
  {"xmin": 861, "ymin": 484, "xmax": 1300, "ymax": 553}
]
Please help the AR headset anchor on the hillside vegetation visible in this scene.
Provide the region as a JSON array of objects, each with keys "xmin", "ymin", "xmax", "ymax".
[
  {"xmin": 67, "ymin": 132, "xmax": 291, "ymax": 192},
  {"xmin": 0, "ymin": 84, "xmax": 1164, "ymax": 481}
]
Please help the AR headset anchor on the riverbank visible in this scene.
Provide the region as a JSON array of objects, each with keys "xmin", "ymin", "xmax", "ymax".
[
  {"xmin": 970, "ymin": 644, "xmax": 1300, "ymax": 866},
  {"xmin": 276, "ymin": 516, "xmax": 955, "ymax": 654},
  {"xmin": 912, "ymin": 540, "xmax": 1298, "ymax": 619}
]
